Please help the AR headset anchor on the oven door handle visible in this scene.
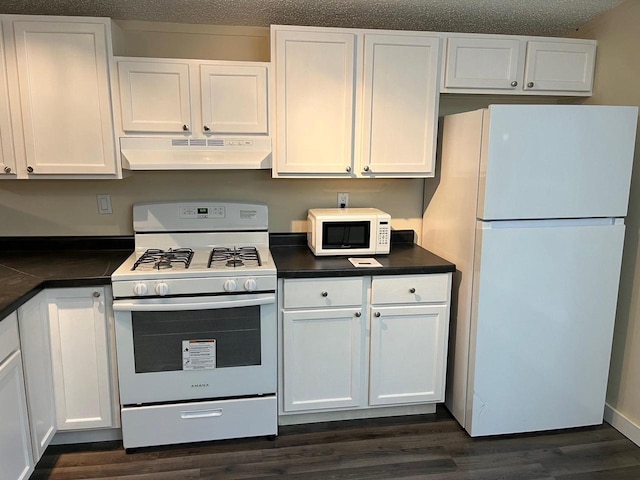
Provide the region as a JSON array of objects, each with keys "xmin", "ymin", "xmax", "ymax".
[{"xmin": 112, "ymin": 293, "xmax": 275, "ymax": 312}]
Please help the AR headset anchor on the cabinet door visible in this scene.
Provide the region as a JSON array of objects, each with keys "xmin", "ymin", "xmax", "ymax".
[
  {"xmin": 524, "ymin": 41, "xmax": 595, "ymax": 93},
  {"xmin": 361, "ymin": 34, "xmax": 440, "ymax": 176},
  {"xmin": 0, "ymin": 350, "xmax": 34, "ymax": 480},
  {"xmin": 274, "ymin": 29, "xmax": 357, "ymax": 175},
  {"xmin": 0, "ymin": 22, "xmax": 16, "ymax": 178},
  {"xmin": 443, "ymin": 36, "xmax": 524, "ymax": 90},
  {"xmin": 18, "ymin": 292, "xmax": 56, "ymax": 462},
  {"xmin": 48, "ymin": 287, "xmax": 115, "ymax": 430},
  {"xmin": 11, "ymin": 20, "xmax": 116, "ymax": 175},
  {"xmin": 201, "ymin": 64, "xmax": 268, "ymax": 134},
  {"xmin": 282, "ymin": 308, "xmax": 364, "ymax": 412},
  {"xmin": 369, "ymin": 304, "xmax": 448, "ymax": 406},
  {"xmin": 118, "ymin": 60, "xmax": 191, "ymax": 133}
]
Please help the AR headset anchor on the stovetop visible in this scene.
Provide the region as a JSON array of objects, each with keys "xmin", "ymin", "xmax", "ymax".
[
  {"xmin": 111, "ymin": 201, "xmax": 277, "ymax": 298},
  {"xmin": 113, "ymin": 245, "xmax": 275, "ymax": 280}
]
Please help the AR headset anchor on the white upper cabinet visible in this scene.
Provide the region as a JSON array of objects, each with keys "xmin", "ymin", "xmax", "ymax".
[
  {"xmin": 115, "ymin": 58, "xmax": 269, "ymax": 136},
  {"xmin": 273, "ymin": 29, "xmax": 357, "ymax": 175},
  {"xmin": 272, "ymin": 25, "xmax": 440, "ymax": 178},
  {"xmin": 443, "ymin": 36, "xmax": 524, "ymax": 90},
  {"xmin": 524, "ymin": 40, "xmax": 595, "ymax": 93},
  {"xmin": 3, "ymin": 16, "xmax": 119, "ymax": 177},
  {"xmin": 0, "ymin": 22, "xmax": 16, "ymax": 178},
  {"xmin": 201, "ymin": 64, "xmax": 268, "ymax": 134},
  {"xmin": 118, "ymin": 61, "xmax": 191, "ymax": 133},
  {"xmin": 361, "ymin": 34, "xmax": 439, "ymax": 176},
  {"xmin": 441, "ymin": 34, "xmax": 596, "ymax": 96}
]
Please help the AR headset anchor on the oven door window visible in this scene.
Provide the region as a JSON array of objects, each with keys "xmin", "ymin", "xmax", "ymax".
[{"xmin": 131, "ymin": 306, "xmax": 261, "ymax": 373}]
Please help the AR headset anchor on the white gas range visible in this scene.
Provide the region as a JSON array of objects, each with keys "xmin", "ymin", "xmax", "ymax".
[{"xmin": 111, "ymin": 201, "xmax": 277, "ymax": 450}]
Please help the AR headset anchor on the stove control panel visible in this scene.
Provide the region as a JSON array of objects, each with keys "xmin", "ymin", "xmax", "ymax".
[
  {"xmin": 179, "ymin": 206, "xmax": 225, "ymax": 219},
  {"xmin": 114, "ymin": 276, "xmax": 277, "ymax": 299}
]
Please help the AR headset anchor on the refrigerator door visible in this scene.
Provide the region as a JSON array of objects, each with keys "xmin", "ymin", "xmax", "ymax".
[
  {"xmin": 467, "ymin": 218, "xmax": 624, "ymax": 437},
  {"xmin": 478, "ymin": 105, "xmax": 637, "ymax": 220}
]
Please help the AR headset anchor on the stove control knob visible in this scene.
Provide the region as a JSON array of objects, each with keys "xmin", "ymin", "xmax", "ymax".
[
  {"xmin": 224, "ymin": 279, "xmax": 237, "ymax": 292},
  {"xmin": 133, "ymin": 283, "xmax": 148, "ymax": 296},
  {"xmin": 244, "ymin": 278, "xmax": 257, "ymax": 292},
  {"xmin": 155, "ymin": 282, "xmax": 169, "ymax": 296}
]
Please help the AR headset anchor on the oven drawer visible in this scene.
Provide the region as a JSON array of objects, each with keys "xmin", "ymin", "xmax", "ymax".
[
  {"xmin": 371, "ymin": 274, "xmax": 450, "ymax": 305},
  {"xmin": 120, "ymin": 396, "xmax": 277, "ymax": 449},
  {"xmin": 284, "ymin": 277, "xmax": 363, "ymax": 308}
]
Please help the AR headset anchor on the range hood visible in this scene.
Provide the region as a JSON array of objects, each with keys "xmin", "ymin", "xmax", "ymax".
[{"xmin": 120, "ymin": 137, "xmax": 272, "ymax": 170}]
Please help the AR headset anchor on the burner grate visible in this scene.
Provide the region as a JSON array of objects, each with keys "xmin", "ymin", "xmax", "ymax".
[
  {"xmin": 133, "ymin": 248, "xmax": 194, "ymax": 271},
  {"xmin": 208, "ymin": 246, "xmax": 262, "ymax": 269}
]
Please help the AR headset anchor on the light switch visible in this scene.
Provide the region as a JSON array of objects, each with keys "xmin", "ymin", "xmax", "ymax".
[{"xmin": 96, "ymin": 194, "xmax": 112, "ymax": 215}]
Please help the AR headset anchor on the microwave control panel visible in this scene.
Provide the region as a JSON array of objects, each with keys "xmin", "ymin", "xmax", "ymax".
[{"xmin": 378, "ymin": 221, "xmax": 390, "ymax": 246}]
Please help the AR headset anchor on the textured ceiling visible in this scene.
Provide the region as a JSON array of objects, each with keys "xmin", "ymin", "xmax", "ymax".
[{"xmin": 0, "ymin": 0, "xmax": 625, "ymax": 37}]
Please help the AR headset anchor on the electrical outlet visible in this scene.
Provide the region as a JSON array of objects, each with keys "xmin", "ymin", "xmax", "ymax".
[
  {"xmin": 96, "ymin": 194, "xmax": 112, "ymax": 215},
  {"xmin": 337, "ymin": 192, "xmax": 349, "ymax": 208}
]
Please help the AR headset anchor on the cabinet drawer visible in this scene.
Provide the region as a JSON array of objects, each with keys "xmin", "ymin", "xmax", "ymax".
[
  {"xmin": 0, "ymin": 312, "xmax": 19, "ymax": 364},
  {"xmin": 371, "ymin": 274, "xmax": 450, "ymax": 305},
  {"xmin": 121, "ymin": 396, "xmax": 277, "ymax": 449},
  {"xmin": 284, "ymin": 277, "xmax": 363, "ymax": 308}
]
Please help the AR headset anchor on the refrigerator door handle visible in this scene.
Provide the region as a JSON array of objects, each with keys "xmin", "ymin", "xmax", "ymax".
[{"xmin": 480, "ymin": 218, "xmax": 623, "ymax": 229}]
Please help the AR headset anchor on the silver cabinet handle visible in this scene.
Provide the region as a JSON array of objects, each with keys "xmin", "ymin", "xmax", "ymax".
[
  {"xmin": 527, "ymin": 82, "xmax": 534, "ymax": 88},
  {"xmin": 346, "ymin": 166, "xmax": 351, "ymax": 172},
  {"xmin": 321, "ymin": 291, "xmax": 328, "ymax": 297},
  {"xmin": 374, "ymin": 312, "xmax": 381, "ymax": 317},
  {"xmin": 27, "ymin": 166, "xmax": 34, "ymax": 173},
  {"xmin": 363, "ymin": 166, "xmax": 370, "ymax": 172},
  {"xmin": 204, "ymin": 125, "xmax": 210, "ymax": 132},
  {"xmin": 355, "ymin": 312, "xmax": 361, "ymax": 317},
  {"xmin": 409, "ymin": 288, "xmax": 416, "ymax": 294},
  {"xmin": 3, "ymin": 166, "xmax": 10, "ymax": 174},
  {"xmin": 510, "ymin": 81, "xmax": 518, "ymax": 87},
  {"xmin": 182, "ymin": 124, "xmax": 189, "ymax": 131},
  {"xmin": 93, "ymin": 291, "xmax": 101, "ymax": 298}
]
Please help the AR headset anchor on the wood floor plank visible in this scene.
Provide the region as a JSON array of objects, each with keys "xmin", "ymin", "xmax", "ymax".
[
  {"xmin": 30, "ymin": 408, "xmax": 640, "ymax": 480},
  {"xmin": 555, "ymin": 464, "xmax": 640, "ymax": 479}
]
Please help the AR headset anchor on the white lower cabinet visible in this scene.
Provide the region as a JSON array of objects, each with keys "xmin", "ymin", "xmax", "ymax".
[
  {"xmin": 369, "ymin": 304, "xmax": 448, "ymax": 405},
  {"xmin": 283, "ymin": 308, "xmax": 364, "ymax": 411},
  {"xmin": 47, "ymin": 286, "xmax": 118, "ymax": 430},
  {"xmin": 0, "ymin": 312, "xmax": 34, "ymax": 480},
  {"xmin": 279, "ymin": 273, "xmax": 451, "ymax": 416},
  {"xmin": 17, "ymin": 291, "xmax": 56, "ymax": 461}
]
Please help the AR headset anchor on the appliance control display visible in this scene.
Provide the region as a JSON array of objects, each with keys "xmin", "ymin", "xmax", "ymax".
[{"xmin": 180, "ymin": 206, "xmax": 226, "ymax": 219}]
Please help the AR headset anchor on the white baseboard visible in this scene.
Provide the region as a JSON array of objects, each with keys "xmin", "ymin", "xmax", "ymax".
[{"xmin": 604, "ymin": 403, "xmax": 640, "ymax": 447}]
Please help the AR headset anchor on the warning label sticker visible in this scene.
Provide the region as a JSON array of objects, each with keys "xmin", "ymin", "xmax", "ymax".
[{"xmin": 182, "ymin": 339, "xmax": 216, "ymax": 370}]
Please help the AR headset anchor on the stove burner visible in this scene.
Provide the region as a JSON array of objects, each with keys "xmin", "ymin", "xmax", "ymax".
[
  {"xmin": 132, "ymin": 248, "xmax": 194, "ymax": 271},
  {"xmin": 209, "ymin": 246, "xmax": 261, "ymax": 269}
]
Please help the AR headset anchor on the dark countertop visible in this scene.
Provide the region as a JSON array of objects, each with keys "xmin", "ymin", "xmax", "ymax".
[
  {"xmin": 270, "ymin": 231, "xmax": 455, "ymax": 278},
  {"xmin": 0, "ymin": 232, "xmax": 456, "ymax": 321},
  {"xmin": 0, "ymin": 237, "xmax": 133, "ymax": 320}
]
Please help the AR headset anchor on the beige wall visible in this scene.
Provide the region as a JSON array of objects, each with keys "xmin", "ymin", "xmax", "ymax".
[
  {"xmin": 576, "ymin": 0, "xmax": 640, "ymax": 430},
  {"xmin": 0, "ymin": 171, "xmax": 425, "ymax": 235}
]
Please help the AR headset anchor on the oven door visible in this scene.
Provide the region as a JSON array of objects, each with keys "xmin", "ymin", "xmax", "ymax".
[{"xmin": 113, "ymin": 293, "xmax": 276, "ymax": 405}]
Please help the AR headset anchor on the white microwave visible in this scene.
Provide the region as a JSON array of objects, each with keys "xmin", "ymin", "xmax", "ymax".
[{"xmin": 307, "ymin": 208, "xmax": 391, "ymax": 256}]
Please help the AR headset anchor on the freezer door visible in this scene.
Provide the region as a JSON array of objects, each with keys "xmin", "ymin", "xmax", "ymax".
[
  {"xmin": 478, "ymin": 105, "xmax": 637, "ymax": 220},
  {"xmin": 467, "ymin": 219, "xmax": 624, "ymax": 437}
]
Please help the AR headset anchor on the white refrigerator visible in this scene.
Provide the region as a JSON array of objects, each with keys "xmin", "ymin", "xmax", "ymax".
[{"xmin": 422, "ymin": 104, "xmax": 638, "ymax": 436}]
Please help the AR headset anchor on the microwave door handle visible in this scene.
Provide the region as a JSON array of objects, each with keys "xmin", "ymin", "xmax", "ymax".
[{"xmin": 112, "ymin": 294, "xmax": 275, "ymax": 312}]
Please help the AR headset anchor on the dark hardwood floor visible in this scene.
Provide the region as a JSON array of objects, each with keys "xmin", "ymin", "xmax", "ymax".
[{"xmin": 31, "ymin": 407, "xmax": 640, "ymax": 480}]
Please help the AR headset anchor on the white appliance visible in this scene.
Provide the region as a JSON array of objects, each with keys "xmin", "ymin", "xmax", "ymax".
[
  {"xmin": 307, "ymin": 208, "xmax": 391, "ymax": 256},
  {"xmin": 111, "ymin": 201, "xmax": 277, "ymax": 449},
  {"xmin": 422, "ymin": 105, "xmax": 638, "ymax": 437},
  {"xmin": 119, "ymin": 137, "xmax": 272, "ymax": 171}
]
